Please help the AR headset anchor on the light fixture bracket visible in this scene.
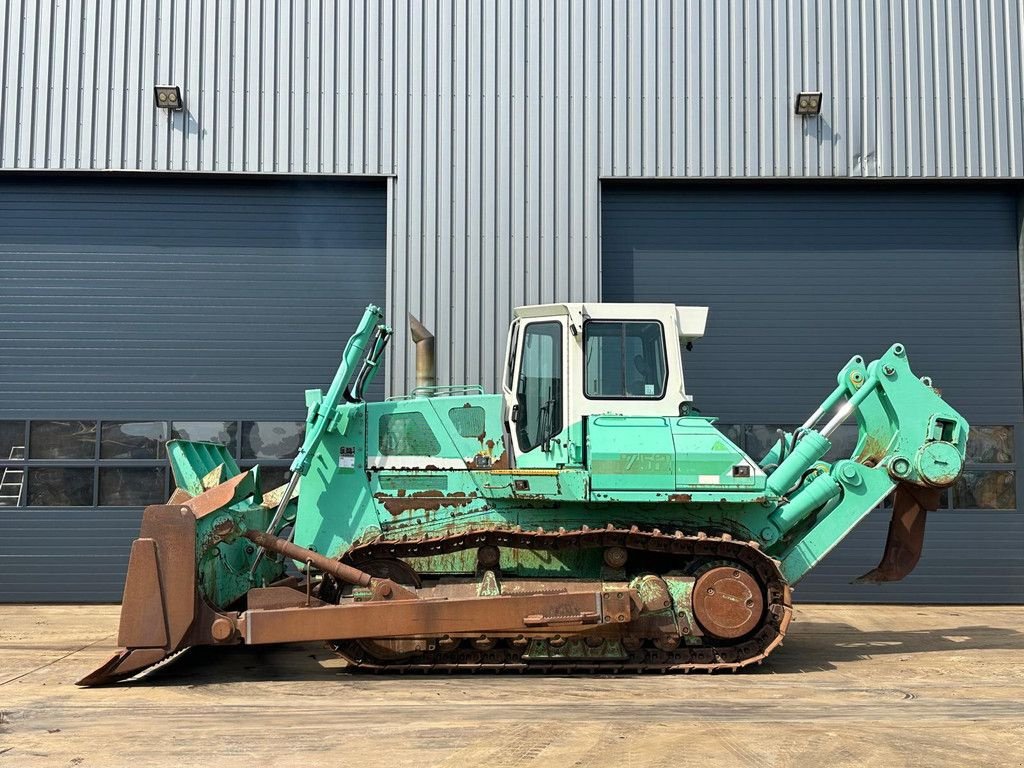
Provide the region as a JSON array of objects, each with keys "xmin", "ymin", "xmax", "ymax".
[
  {"xmin": 794, "ymin": 90, "xmax": 822, "ymax": 116},
  {"xmin": 154, "ymin": 85, "xmax": 183, "ymax": 111}
]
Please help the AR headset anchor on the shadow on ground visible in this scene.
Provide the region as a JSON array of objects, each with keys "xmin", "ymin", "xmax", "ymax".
[
  {"xmin": 111, "ymin": 619, "xmax": 1024, "ymax": 687},
  {"xmin": 765, "ymin": 621, "xmax": 1024, "ymax": 673}
]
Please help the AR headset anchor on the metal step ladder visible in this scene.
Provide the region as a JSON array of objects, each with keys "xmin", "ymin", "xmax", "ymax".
[{"xmin": 0, "ymin": 445, "xmax": 26, "ymax": 506}]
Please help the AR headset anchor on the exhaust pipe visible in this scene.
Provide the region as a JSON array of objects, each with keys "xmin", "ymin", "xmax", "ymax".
[{"xmin": 408, "ymin": 314, "xmax": 436, "ymax": 390}]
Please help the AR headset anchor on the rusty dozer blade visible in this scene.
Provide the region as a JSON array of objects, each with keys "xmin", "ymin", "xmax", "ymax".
[
  {"xmin": 77, "ymin": 505, "xmax": 202, "ymax": 686},
  {"xmin": 853, "ymin": 484, "xmax": 942, "ymax": 584}
]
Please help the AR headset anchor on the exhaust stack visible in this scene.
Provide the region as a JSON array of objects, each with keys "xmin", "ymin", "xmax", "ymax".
[{"xmin": 408, "ymin": 314, "xmax": 436, "ymax": 390}]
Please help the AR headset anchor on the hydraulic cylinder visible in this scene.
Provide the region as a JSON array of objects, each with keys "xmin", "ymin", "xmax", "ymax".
[
  {"xmin": 770, "ymin": 472, "xmax": 842, "ymax": 532},
  {"xmin": 766, "ymin": 430, "xmax": 831, "ymax": 496}
]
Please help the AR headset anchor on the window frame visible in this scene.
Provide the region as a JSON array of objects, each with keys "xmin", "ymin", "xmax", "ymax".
[
  {"xmin": 582, "ymin": 319, "xmax": 669, "ymax": 401},
  {"xmin": 0, "ymin": 418, "xmax": 304, "ymax": 508},
  {"xmin": 504, "ymin": 319, "xmax": 520, "ymax": 393},
  {"xmin": 513, "ymin": 319, "xmax": 565, "ymax": 454}
]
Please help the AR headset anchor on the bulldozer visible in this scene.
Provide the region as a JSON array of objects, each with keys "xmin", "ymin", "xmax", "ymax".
[{"xmin": 79, "ymin": 303, "xmax": 968, "ymax": 684}]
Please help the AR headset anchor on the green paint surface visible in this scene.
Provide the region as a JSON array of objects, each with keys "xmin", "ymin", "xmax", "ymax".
[{"xmin": 165, "ymin": 308, "xmax": 968, "ymax": 609}]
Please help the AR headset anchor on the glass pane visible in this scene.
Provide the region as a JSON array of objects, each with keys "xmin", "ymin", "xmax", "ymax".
[
  {"xmin": 744, "ymin": 425, "xmax": 799, "ymax": 461},
  {"xmin": 0, "ymin": 421, "xmax": 25, "ymax": 460},
  {"xmin": 252, "ymin": 465, "xmax": 291, "ymax": 495},
  {"xmin": 241, "ymin": 421, "xmax": 305, "ymax": 460},
  {"xmin": 516, "ymin": 321, "xmax": 563, "ymax": 453},
  {"xmin": 99, "ymin": 467, "xmax": 167, "ymax": 506},
  {"xmin": 965, "ymin": 426, "xmax": 1014, "ymax": 464},
  {"xmin": 29, "ymin": 421, "xmax": 96, "ymax": 459},
  {"xmin": 952, "ymin": 470, "xmax": 1016, "ymax": 510},
  {"xmin": 504, "ymin": 321, "xmax": 519, "ymax": 391},
  {"xmin": 27, "ymin": 468, "xmax": 94, "ymax": 506},
  {"xmin": 449, "ymin": 406, "xmax": 486, "ymax": 439},
  {"xmin": 379, "ymin": 412, "xmax": 441, "ymax": 455},
  {"xmin": 584, "ymin": 321, "xmax": 666, "ymax": 398},
  {"xmin": 171, "ymin": 421, "xmax": 238, "ymax": 454},
  {"xmin": 0, "ymin": 463, "xmax": 26, "ymax": 506},
  {"xmin": 100, "ymin": 421, "xmax": 168, "ymax": 459}
]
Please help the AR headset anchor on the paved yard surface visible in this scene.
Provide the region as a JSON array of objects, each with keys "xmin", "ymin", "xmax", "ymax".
[{"xmin": 0, "ymin": 604, "xmax": 1021, "ymax": 767}]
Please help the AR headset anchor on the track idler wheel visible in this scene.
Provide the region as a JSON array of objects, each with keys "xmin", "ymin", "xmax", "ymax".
[{"xmin": 692, "ymin": 566, "xmax": 764, "ymax": 640}]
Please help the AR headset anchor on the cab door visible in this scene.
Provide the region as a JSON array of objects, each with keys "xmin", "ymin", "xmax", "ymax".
[{"xmin": 507, "ymin": 318, "xmax": 567, "ymax": 466}]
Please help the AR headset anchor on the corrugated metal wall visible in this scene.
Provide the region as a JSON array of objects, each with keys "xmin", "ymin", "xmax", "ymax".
[
  {"xmin": 2, "ymin": 1, "xmax": 1023, "ymax": 391},
  {"xmin": 0, "ymin": 175, "xmax": 387, "ymax": 419}
]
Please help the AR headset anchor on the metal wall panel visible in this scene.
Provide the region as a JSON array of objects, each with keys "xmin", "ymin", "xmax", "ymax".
[
  {"xmin": 0, "ymin": 0, "xmax": 398, "ymax": 175},
  {"xmin": 1, "ymin": 1, "xmax": 1022, "ymax": 391},
  {"xmin": 0, "ymin": 174, "xmax": 386, "ymax": 603},
  {"xmin": 0, "ymin": 176, "xmax": 387, "ymax": 418},
  {"xmin": 601, "ymin": 182, "xmax": 1023, "ymax": 602}
]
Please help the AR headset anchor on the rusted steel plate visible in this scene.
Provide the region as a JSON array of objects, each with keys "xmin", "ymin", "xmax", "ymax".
[
  {"xmin": 76, "ymin": 505, "xmax": 201, "ymax": 686},
  {"xmin": 243, "ymin": 591, "xmax": 627, "ymax": 645},
  {"xmin": 185, "ymin": 471, "xmax": 252, "ymax": 519},
  {"xmin": 692, "ymin": 566, "xmax": 763, "ymax": 639},
  {"xmin": 75, "ymin": 648, "xmax": 171, "ymax": 687},
  {"xmin": 854, "ymin": 484, "xmax": 940, "ymax": 584},
  {"xmin": 116, "ymin": 539, "xmax": 169, "ymax": 649},
  {"xmin": 246, "ymin": 586, "xmax": 325, "ymax": 610}
]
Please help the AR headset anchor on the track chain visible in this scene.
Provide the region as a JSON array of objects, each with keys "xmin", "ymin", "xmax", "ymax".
[{"xmin": 328, "ymin": 524, "xmax": 793, "ymax": 674}]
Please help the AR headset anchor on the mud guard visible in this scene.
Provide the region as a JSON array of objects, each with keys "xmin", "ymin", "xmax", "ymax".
[
  {"xmin": 854, "ymin": 484, "xmax": 942, "ymax": 584},
  {"xmin": 77, "ymin": 505, "xmax": 201, "ymax": 686}
]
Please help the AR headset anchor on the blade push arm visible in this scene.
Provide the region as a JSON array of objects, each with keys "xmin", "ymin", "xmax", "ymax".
[
  {"xmin": 290, "ymin": 303, "xmax": 387, "ymax": 477},
  {"xmin": 255, "ymin": 304, "xmax": 388, "ymax": 560},
  {"xmin": 759, "ymin": 344, "xmax": 968, "ymax": 584}
]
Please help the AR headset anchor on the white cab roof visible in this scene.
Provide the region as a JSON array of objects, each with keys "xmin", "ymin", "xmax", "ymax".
[{"xmin": 512, "ymin": 303, "xmax": 708, "ymax": 341}]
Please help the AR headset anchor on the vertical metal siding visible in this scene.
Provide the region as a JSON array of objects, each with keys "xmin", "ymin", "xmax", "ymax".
[
  {"xmin": 0, "ymin": 0, "xmax": 397, "ymax": 175},
  {"xmin": 1, "ymin": 1, "xmax": 1023, "ymax": 393}
]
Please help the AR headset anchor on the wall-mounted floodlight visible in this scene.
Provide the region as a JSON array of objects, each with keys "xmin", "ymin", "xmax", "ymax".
[
  {"xmin": 794, "ymin": 91, "xmax": 822, "ymax": 116},
  {"xmin": 154, "ymin": 85, "xmax": 183, "ymax": 111}
]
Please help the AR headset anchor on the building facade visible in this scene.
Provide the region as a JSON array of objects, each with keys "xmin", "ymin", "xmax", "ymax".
[{"xmin": 1, "ymin": 0, "xmax": 1022, "ymax": 602}]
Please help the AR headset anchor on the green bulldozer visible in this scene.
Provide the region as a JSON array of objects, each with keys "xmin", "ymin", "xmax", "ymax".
[{"xmin": 79, "ymin": 303, "xmax": 968, "ymax": 684}]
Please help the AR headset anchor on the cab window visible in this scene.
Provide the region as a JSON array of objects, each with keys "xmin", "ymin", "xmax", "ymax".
[
  {"xmin": 504, "ymin": 320, "xmax": 520, "ymax": 391},
  {"xmin": 515, "ymin": 321, "xmax": 563, "ymax": 452},
  {"xmin": 584, "ymin": 320, "xmax": 667, "ymax": 399}
]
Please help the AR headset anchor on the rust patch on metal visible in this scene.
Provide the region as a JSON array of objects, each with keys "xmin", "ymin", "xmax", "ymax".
[
  {"xmin": 854, "ymin": 483, "xmax": 940, "ymax": 583},
  {"xmin": 374, "ymin": 490, "xmax": 477, "ymax": 516},
  {"xmin": 489, "ymin": 452, "xmax": 511, "ymax": 470},
  {"xmin": 166, "ymin": 487, "xmax": 192, "ymax": 505},
  {"xmin": 185, "ymin": 471, "xmax": 252, "ymax": 519},
  {"xmin": 77, "ymin": 505, "xmax": 202, "ymax": 686},
  {"xmin": 855, "ymin": 435, "xmax": 889, "ymax": 467},
  {"xmin": 692, "ymin": 566, "xmax": 763, "ymax": 640},
  {"xmin": 668, "ymin": 493, "xmax": 692, "ymax": 503},
  {"xmin": 247, "ymin": 585, "xmax": 326, "ymax": 610},
  {"xmin": 259, "ymin": 476, "xmax": 300, "ymax": 510}
]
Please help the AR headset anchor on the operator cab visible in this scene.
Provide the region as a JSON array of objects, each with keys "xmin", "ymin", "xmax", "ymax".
[{"xmin": 502, "ymin": 303, "xmax": 707, "ymax": 463}]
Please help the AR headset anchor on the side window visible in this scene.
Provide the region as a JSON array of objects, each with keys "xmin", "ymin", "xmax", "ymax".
[
  {"xmin": 515, "ymin": 322, "xmax": 563, "ymax": 453},
  {"xmin": 504, "ymin": 320, "xmax": 520, "ymax": 391},
  {"xmin": 379, "ymin": 412, "xmax": 441, "ymax": 456},
  {"xmin": 584, "ymin": 321, "xmax": 667, "ymax": 399}
]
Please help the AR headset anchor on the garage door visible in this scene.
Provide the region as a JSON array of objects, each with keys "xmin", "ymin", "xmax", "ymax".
[
  {"xmin": 602, "ymin": 182, "xmax": 1023, "ymax": 603},
  {"xmin": 0, "ymin": 175, "xmax": 387, "ymax": 601}
]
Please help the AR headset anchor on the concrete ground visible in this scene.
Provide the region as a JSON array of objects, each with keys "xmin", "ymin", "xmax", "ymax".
[{"xmin": 0, "ymin": 605, "xmax": 1021, "ymax": 768}]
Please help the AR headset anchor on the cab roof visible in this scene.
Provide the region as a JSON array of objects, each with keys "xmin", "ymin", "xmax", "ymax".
[{"xmin": 512, "ymin": 302, "xmax": 708, "ymax": 341}]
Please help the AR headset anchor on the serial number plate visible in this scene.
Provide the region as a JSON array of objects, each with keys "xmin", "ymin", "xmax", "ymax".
[{"xmin": 338, "ymin": 447, "xmax": 355, "ymax": 469}]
